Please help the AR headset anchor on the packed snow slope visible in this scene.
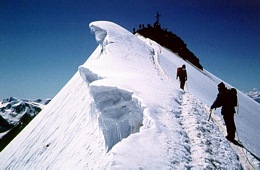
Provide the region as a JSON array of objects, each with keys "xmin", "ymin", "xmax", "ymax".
[{"xmin": 0, "ymin": 21, "xmax": 259, "ymax": 169}]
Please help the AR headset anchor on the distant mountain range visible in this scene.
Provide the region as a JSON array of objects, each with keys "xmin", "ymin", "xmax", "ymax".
[
  {"xmin": 245, "ymin": 89, "xmax": 260, "ymax": 103},
  {"xmin": 0, "ymin": 97, "xmax": 50, "ymax": 151}
]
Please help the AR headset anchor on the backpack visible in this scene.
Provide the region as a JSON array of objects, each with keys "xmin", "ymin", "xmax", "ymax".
[
  {"xmin": 226, "ymin": 88, "xmax": 238, "ymax": 107},
  {"xmin": 177, "ymin": 67, "xmax": 182, "ymax": 76}
]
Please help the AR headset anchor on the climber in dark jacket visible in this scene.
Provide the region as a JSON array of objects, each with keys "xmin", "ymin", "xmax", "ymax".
[
  {"xmin": 211, "ymin": 82, "xmax": 236, "ymax": 141},
  {"xmin": 176, "ymin": 64, "xmax": 187, "ymax": 90}
]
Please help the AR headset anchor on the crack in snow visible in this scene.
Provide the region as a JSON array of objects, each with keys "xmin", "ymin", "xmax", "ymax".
[{"xmin": 210, "ymin": 108, "xmax": 260, "ymax": 169}]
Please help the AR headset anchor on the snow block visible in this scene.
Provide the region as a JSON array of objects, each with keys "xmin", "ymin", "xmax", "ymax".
[
  {"xmin": 90, "ymin": 85, "xmax": 143, "ymax": 151},
  {"xmin": 78, "ymin": 66, "xmax": 102, "ymax": 84}
]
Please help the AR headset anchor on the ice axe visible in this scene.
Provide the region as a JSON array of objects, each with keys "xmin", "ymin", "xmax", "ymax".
[{"xmin": 208, "ymin": 109, "xmax": 212, "ymax": 122}]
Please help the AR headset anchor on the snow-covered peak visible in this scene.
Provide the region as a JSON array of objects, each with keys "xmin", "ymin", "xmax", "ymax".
[
  {"xmin": 80, "ymin": 21, "xmax": 173, "ymax": 106},
  {"xmin": 79, "ymin": 21, "xmax": 177, "ymax": 152},
  {"xmin": 0, "ymin": 97, "xmax": 50, "ymax": 124},
  {"xmin": 0, "ymin": 21, "xmax": 259, "ymax": 169},
  {"xmin": 245, "ymin": 88, "xmax": 260, "ymax": 103},
  {"xmin": 0, "ymin": 97, "xmax": 50, "ymax": 151}
]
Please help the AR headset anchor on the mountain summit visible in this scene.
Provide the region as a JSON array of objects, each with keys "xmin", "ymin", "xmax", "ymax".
[{"xmin": 0, "ymin": 21, "xmax": 259, "ymax": 169}]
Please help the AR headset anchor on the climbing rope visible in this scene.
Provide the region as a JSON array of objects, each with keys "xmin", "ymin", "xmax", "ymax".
[
  {"xmin": 208, "ymin": 109, "xmax": 257, "ymax": 169},
  {"xmin": 185, "ymin": 80, "xmax": 190, "ymax": 94},
  {"xmin": 235, "ymin": 130, "xmax": 256, "ymax": 169},
  {"xmin": 233, "ymin": 103, "xmax": 255, "ymax": 168}
]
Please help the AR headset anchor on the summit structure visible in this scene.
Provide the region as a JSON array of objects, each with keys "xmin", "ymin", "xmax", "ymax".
[{"xmin": 134, "ymin": 12, "xmax": 203, "ymax": 70}]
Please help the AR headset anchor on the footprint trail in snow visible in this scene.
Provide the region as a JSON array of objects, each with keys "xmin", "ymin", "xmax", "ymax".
[{"xmin": 169, "ymin": 91, "xmax": 242, "ymax": 169}]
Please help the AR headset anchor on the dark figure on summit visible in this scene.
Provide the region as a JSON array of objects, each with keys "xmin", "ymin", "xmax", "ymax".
[
  {"xmin": 176, "ymin": 64, "xmax": 187, "ymax": 90},
  {"xmin": 210, "ymin": 82, "xmax": 237, "ymax": 142}
]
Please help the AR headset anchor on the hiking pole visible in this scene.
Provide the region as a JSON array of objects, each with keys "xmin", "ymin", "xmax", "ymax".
[
  {"xmin": 185, "ymin": 81, "xmax": 189, "ymax": 93},
  {"xmin": 186, "ymin": 80, "xmax": 190, "ymax": 93},
  {"xmin": 208, "ymin": 109, "xmax": 212, "ymax": 122}
]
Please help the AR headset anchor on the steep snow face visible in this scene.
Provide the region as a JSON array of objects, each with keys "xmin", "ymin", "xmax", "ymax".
[{"xmin": 0, "ymin": 21, "xmax": 259, "ymax": 169}]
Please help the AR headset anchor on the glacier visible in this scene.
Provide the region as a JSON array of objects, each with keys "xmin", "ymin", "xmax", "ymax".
[{"xmin": 0, "ymin": 21, "xmax": 259, "ymax": 169}]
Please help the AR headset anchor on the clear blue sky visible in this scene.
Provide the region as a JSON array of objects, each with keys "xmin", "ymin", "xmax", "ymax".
[{"xmin": 0, "ymin": 0, "xmax": 259, "ymax": 100}]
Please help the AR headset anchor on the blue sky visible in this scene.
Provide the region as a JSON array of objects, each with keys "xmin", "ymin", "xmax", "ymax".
[{"xmin": 0, "ymin": 0, "xmax": 259, "ymax": 100}]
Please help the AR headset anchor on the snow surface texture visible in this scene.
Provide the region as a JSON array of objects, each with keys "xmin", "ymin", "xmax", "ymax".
[{"xmin": 0, "ymin": 21, "xmax": 259, "ymax": 169}]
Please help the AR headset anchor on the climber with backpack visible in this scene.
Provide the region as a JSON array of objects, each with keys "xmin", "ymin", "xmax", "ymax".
[
  {"xmin": 176, "ymin": 64, "xmax": 187, "ymax": 90},
  {"xmin": 210, "ymin": 82, "xmax": 238, "ymax": 142}
]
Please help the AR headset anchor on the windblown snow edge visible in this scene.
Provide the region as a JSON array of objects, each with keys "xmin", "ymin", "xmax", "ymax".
[
  {"xmin": 78, "ymin": 66, "xmax": 102, "ymax": 84},
  {"xmin": 89, "ymin": 24, "xmax": 107, "ymax": 48}
]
